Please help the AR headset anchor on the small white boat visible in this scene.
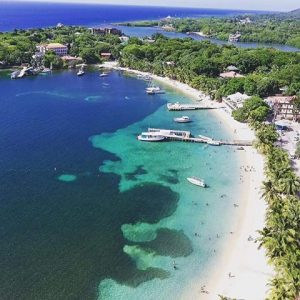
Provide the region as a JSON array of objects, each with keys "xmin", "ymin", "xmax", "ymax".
[
  {"xmin": 99, "ymin": 72, "xmax": 108, "ymax": 77},
  {"xmin": 207, "ymin": 140, "xmax": 220, "ymax": 146},
  {"xmin": 174, "ymin": 116, "xmax": 191, "ymax": 123},
  {"xmin": 146, "ymin": 86, "xmax": 165, "ymax": 95},
  {"xmin": 187, "ymin": 177, "xmax": 206, "ymax": 187},
  {"xmin": 137, "ymin": 132, "xmax": 165, "ymax": 142},
  {"xmin": 77, "ymin": 67, "xmax": 85, "ymax": 76}
]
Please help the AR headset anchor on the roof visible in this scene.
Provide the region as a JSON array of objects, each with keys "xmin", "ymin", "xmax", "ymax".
[
  {"xmin": 227, "ymin": 92, "xmax": 250, "ymax": 101},
  {"xmin": 62, "ymin": 55, "xmax": 82, "ymax": 61},
  {"xmin": 220, "ymin": 71, "xmax": 244, "ymax": 78},
  {"xmin": 226, "ymin": 65, "xmax": 239, "ymax": 71},
  {"xmin": 266, "ymin": 95, "xmax": 296, "ymax": 104},
  {"xmin": 46, "ymin": 43, "xmax": 67, "ymax": 49}
]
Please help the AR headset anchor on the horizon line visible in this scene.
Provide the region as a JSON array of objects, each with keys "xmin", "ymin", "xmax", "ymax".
[{"xmin": 3, "ymin": 0, "xmax": 285, "ymax": 13}]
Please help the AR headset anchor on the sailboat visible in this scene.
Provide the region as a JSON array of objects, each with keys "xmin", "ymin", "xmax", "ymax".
[{"xmin": 77, "ymin": 66, "xmax": 85, "ymax": 76}]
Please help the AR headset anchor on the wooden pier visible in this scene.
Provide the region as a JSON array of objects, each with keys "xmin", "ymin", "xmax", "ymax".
[{"xmin": 146, "ymin": 128, "xmax": 253, "ymax": 146}]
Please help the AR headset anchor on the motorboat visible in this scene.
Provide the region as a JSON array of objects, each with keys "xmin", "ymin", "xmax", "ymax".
[
  {"xmin": 146, "ymin": 86, "xmax": 165, "ymax": 95},
  {"xmin": 237, "ymin": 146, "xmax": 245, "ymax": 150},
  {"xmin": 207, "ymin": 140, "xmax": 220, "ymax": 146},
  {"xmin": 77, "ymin": 67, "xmax": 85, "ymax": 76},
  {"xmin": 99, "ymin": 72, "xmax": 108, "ymax": 77},
  {"xmin": 173, "ymin": 116, "xmax": 191, "ymax": 123},
  {"xmin": 137, "ymin": 132, "xmax": 165, "ymax": 142},
  {"xmin": 137, "ymin": 74, "xmax": 151, "ymax": 81},
  {"xmin": 11, "ymin": 71, "xmax": 20, "ymax": 79},
  {"xmin": 187, "ymin": 177, "xmax": 206, "ymax": 187}
]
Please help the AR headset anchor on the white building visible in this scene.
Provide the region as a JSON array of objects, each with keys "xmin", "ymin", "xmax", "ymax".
[
  {"xmin": 36, "ymin": 43, "xmax": 68, "ymax": 57},
  {"xmin": 223, "ymin": 92, "xmax": 251, "ymax": 111}
]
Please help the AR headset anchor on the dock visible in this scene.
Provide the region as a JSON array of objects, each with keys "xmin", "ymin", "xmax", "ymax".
[
  {"xmin": 146, "ymin": 128, "xmax": 252, "ymax": 146},
  {"xmin": 167, "ymin": 102, "xmax": 217, "ymax": 111}
]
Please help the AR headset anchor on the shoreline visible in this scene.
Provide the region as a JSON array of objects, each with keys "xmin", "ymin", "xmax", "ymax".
[{"xmin": 104, "ymin": 62, "xmax": 273, "ymax": 299}]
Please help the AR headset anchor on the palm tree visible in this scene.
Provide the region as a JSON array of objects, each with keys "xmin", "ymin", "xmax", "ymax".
[
  {"xmin": 261, "ymin": 180, "xmax": 281, "ymax": 205},
  {"xmin": 279, "ymin": 172, "xmax": 300, "ymax": 196}
]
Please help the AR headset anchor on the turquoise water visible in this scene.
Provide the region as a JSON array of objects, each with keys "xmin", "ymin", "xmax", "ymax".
[
  {"xmin": 91, "ymin": 76, "xmax": 241, "ymax": 299},
  {"xmin": 0, "ymin": 70, "xmax": 241, "ymax": 299}
]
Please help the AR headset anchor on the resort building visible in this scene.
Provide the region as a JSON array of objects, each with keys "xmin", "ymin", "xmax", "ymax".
[
  {"xmin": 36, "ymin": 43, "xmax": 68, "ymax": 56},
  {"xmin": 100, "ymin": 52, "xmax": 112, "ymax": 60},
  {"xmin": 265, "ymin": 95, "xmax": 300, "ymax": 121},
  {"xmin": 119, "ymin": 36, "xmax": 129, "ymax": 43},
  {"xmin": 61, "ymin": 55, "xmax": 83, "ymax": 66},
  {"xmin": 90, "ymin": 27, "xmax": 122, "ymax": 36},
  {"xmin": 228, "ymin": 31, "xmax": 242, "ymax": 42},
  {"xmin": 223, "ymin": 92, "xmax": 251, "ymax": 111},
  {"xmin": 219, "ymin": 71, "xmax": 244, "ymax": 78}
]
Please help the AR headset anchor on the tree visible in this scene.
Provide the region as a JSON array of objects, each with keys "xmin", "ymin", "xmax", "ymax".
[{"xmin": 79, "ymin": 48, "xmax": 100, "ymax": 63}]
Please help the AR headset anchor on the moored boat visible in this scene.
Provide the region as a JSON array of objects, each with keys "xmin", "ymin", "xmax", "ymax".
[
  {"xmin": 187, "ymin": 176, "xmax": 206, "ymax": 187},
  {"xmin": 174, "ymin": 116, "xmax": 191, "ymax": 123},
  {"xmin": 146, "ymin": 86, "xmax": 165, "ymax": 95},
  {"xmin": 207, "ymin": 140, "xmax": 221, "ymax": 146},
  {"xmin": 137, "ymin": 132, "xmax": 165, "ymax": 142},
  {"xmin": 99, "ymin": 72, "xmax": 108, "ymax": 77},
  {"xmin": 77, "ymin": 70, "xmax": 84, "ymax": 76}
]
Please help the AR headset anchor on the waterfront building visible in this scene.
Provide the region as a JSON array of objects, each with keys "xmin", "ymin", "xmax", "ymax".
[
  {"xmin": 36, "ymin": 43, "xmax": 68, "ymax": 56},
  {"xmin": 223, "ymin": 92, "xmax": 251, "ymax": 111},
  {"xmin": 90, "ymin": 27, "xmax": 122, "ymax": 36},
  {"xmin": 119, "ymin": 36, "xmax": 129, "ymax": 43},
  {"xmin": 228, "ymin": 31, "xmax": 242, "ymax": 42},
  {"xmin": 62, "ymin": 55, "xmax": 83, "ymax": 67},
  {"xmin": 100, "ymin": 52, "xmax": 112, "ymax": 60},
  {"xmin": 265, "ymin": 95, "xmax": 300, "ymax": 121}
]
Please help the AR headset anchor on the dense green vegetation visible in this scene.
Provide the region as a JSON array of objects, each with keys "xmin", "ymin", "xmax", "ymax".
[
  {"xmin": 0, "ymin": 26, "xmax": 122, "ymax": 68},
  {"xmin": 120, "ymin": 34, "xmax": 300, "ymax": 100},
  {"xmin": 227, "ymin": 97, "xmax": 300, "ymax": 299},
  {"xmin": 231, "ymin": 96, "xmax": 270, "ymax": 122},
  {"xmin": 119, "ymin": 12, "xmax": 300, "ymax": 48},
  {"xmin": 255, "ymin": 124, "xmax": 300, "ymax": 300}
]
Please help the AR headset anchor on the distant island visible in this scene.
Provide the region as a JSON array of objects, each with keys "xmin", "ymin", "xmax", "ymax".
[{"xmin": 116, "ymin": 9, "xmax": 300, "ymax": 48}]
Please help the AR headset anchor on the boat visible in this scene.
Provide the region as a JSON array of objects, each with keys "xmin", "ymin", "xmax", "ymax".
[
  {"xmin": 173, "ymin": 116, "xmax": 191, "ymax": 123},
  {"xmin": 146, "ymin": 86, "xmax": 165, "ymax": 95},
  {"xmin": 77, "ymin": 66, "xmax": 85, "ymax": 76},
  {"xmin": 187, "ymin": 177, "xmax": 206, "ymax": 187},
  {"xmin": 137, "ymin": 74, "xmax": 151, "ymax": 81},
  {"xmin": 237, "ymin": 146, "xmax": 245, "ymax": 150},
  {"xmin": 207, "ymin": 140, "xmax": 221, "ymax": 146},
  {"xmin": 99, "ymin": 72, "xmax": 108, "ymax": 77},
  {"xmin": 39, "ymin": 68, "xmax": 51, "ymax": 74},
  {"xmin": 11, "ymin": 71, "xmax": 20, "ymax": 79},
  {"xmin": 137, "ymin": 132, "xmax": 165, "ymax": 142}
]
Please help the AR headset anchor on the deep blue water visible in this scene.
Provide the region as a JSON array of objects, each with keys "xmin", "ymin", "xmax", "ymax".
[
  {"xmin": 0, "ymin": 68, "xmax": 244, "ymax": 299},
  {"xmin": 0, "ymin": 1, "xmax": 264, "ymax": 32},
  {"xmin": 0, "ymin": 70, "xmax": 183, "ymax": 299}
]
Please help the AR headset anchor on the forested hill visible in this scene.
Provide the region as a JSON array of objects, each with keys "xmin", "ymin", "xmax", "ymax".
[{"xmin": 119, "ymin": 12, "xmax": 300, "ymax": 49}]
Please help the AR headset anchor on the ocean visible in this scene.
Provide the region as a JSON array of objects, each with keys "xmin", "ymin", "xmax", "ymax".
[
  {"xmin": 0, "ymin": 69, "xmax": 241, "ymax": 299},
  {"xmin": 1, "ymin": 2, "xmax": 298, "ymax": 52},
  {"xmin": 0, "ymin": 1, "xmax": 263, "ymax": 32}
]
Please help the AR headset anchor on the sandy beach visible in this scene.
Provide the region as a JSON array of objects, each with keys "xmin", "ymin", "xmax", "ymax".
[{"xmin": 101, "ymin": 62, "xmax": 274, "ymax": 299}]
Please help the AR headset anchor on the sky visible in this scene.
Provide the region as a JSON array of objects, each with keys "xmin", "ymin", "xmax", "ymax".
[{"xmin": 8, "ymin": 0, "xmax": 300, "ymax": 11}]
